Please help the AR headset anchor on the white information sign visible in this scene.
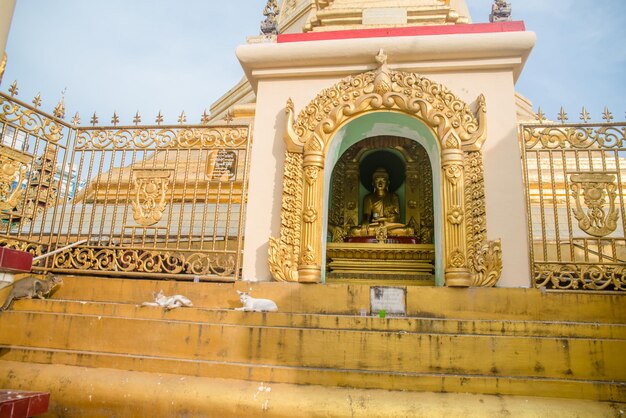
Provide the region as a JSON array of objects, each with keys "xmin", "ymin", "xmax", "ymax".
[{"xmin": 370, "ymin": 286, "xmax": 406, "ymax": 316}]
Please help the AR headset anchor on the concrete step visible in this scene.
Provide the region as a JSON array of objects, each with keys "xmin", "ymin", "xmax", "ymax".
[
  {"xmin": 2, "ymin": 275, "xmax": 622, "ymax": 322},
  {"xmin": 1, "ymin": 361, "xmax": 623, "ymax": 418},
  {"xmin": 8, "ymin": 298, "xmax": 626, "ymax": 340},
  {"xmin": 1, "ymin": 277, "xmax": 624, "ymax": 404},
  {"xmin": 0, "ymin": 310, "xmax": 623, "ymax": 383},
  {"xmin": 0, "ymin": 348, "xmax": 623, "ymax": 403}
]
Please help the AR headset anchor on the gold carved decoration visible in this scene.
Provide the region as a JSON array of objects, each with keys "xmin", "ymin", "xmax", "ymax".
[
  {"xmin": 268, "ymin": 151, "xmax": 303, "ymax": 282},
  {"xmin": 464, "ymin": 151, "xmax": 502, "ymax": 287},
  {"xmin": 0, "ymin": 145, "xmax": 30, "ymax": 212},
  {"xmin": 131, "ymin": 168, "xmax": 173, "ymax": 226},
  {"xmin": 570, "ymin": 173, "xmax": 619, "ymax": 237},
  {"xmin": 270, "ymin": 50, "xmax": 499, "ymax": 286}
]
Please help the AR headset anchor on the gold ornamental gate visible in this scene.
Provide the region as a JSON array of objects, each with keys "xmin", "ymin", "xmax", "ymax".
[
  {"xmin": 0, "ymin": 89, "xmax": 251, "ymax": 281},
  {"xmin": 520, "ymin": 111, "xmax": 625, "ymax": 291}
]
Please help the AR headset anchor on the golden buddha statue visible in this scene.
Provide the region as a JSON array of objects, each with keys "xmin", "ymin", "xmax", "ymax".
[{"xmin": 347, "ymin": 167, "xmax": 415, "ymax": 238}]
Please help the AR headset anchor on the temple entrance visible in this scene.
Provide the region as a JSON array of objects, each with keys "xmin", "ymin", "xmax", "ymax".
[{"xmin": 325, "ymin": 136, "xmax": 436, "ymax": 285}]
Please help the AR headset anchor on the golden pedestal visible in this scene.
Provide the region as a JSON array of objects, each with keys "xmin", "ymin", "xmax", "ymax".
[{"xmin": 326, "ymin": 242, "xmax": 435, "ymax": 285}]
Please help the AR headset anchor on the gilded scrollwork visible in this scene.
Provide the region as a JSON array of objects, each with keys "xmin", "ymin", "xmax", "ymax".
[
  {"xmin": 569, "ymin": 173, "xmax": 619, "ymax": 237},
  {"xmin": 131, "ymin": 169, "xmax": 173, "ymax": 227},
  {"xmin": 75, "ymin": 126, "xmax": 249, "ymax": 150},
  {"xmin": 0, "ymin": 94, "xmax": 69, "ymax": 141},
  {"xmin": 284, "ymin": 52, "xmax": 486, "ymax": 154},
  {"xmin": 534, "ymin": 263, "xmax": 625, "ymax": 291},
  {"xmin": 268, "ymin": 151, "xmax": 303, "ymax": 282},
  {"xmin": 0, "ymin": 237, "xmax": 44, "ymax": 257},
  {"xmin": 51, "ymin": 247, "xmax": 237, "ymax": 278},
  {"xmin": 463, "ymin": 151, "xmax": 502, "ymax": 287},
  {"xmin": 523, "ymin": 125, "xmax": 624, "ymax": 150},
  {"xmin": 472, "ymin": 239, "xmax": 503, "ymax": 287}
]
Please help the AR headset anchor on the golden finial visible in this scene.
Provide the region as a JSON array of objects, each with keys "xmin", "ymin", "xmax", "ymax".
[
  {"xmin": 53, "ymin": 90, "xmax": 66, "ymax": 119},
  {"xmin": 579, "ymin": 107, "xmax": 590, "ymax": 123},
  {"xmin": 71, "ymin": 112, "xmax": 80, "ymax": 127},
  {"xmin": 32, "ymin": 93, "xmax": 42, "ymax": 108},
  {"xmin": 201, "ymin": 109, "xmax": 210, "ymax": 124},
  {"xmin": 8, "ymin": 80, "xmax": 18, "ymax": 97},
  {"xmin": 178, "ymin": 111, "xmax": 187, "ymax": 124},
  {"xmin": 155, "ymin": 110, "xmax": 164, "ymax": 126},
  {"xmin": 90, "ymin": 112, "xmax": 99, "ymax": 127},
  {"xmin": 535, "ymin": 107, "xmax": 546, "ymax": 124},
  {"xmin": 602, "ymin": 107, "xmax": 614, "ymax": 123},
  {"xmin": 111, "ymin": 111, "xmax": 120, "ymax": 126},
  {"xmin": 133, "ymin": 111, "xmax": 141, "ymax": 126},
  {"xmin": 557, "ymin": 107, "xmax": 568, "ymax": 124}
]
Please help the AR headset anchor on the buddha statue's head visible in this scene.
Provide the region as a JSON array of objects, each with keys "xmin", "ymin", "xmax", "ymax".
[{"xmin": 372, "ymin": 167, "xmax": 390, "ymax": 193}]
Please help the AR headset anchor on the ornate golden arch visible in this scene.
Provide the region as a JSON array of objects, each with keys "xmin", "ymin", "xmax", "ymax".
[{"xmin": 269, "ymin": 50, "xmax": 502, "ymax": 287}]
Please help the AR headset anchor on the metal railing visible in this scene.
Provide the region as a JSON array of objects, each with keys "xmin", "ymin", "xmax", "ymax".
[
  {"xmin": 520, "ymin": 110, "xmax": 625, "ymax": 291},
  {"xmin": 0, "ymin": 90, "xmax": 251, "ymax": 281}
]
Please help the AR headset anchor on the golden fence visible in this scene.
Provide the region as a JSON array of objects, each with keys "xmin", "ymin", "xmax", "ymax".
[
  {"xmin": 0, "ymin": 88, "xmax": 251, "ymax": 281},
  {"xmin": 520, "ymin": 110, "xmax": 625, "ymax": 291}
]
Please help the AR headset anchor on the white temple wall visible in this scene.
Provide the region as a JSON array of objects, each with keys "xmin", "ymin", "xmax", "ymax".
[{"xmin": 239, "ymin": 31, "xmax": 535, "ymax": 286}]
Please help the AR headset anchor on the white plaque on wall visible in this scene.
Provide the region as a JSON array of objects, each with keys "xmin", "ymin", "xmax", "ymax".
[
  {"xmin": 370, "ymin": 286, "xmax": 406, "ymax": 316},
  {"xmin": 362, "ymin": 8, "xmax": 408, "ymax": 26}
]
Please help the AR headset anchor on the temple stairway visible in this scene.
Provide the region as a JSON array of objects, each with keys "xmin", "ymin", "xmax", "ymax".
[{"xmin": 0, "ymin": 276, "xmax": 624, "ymax": 417}]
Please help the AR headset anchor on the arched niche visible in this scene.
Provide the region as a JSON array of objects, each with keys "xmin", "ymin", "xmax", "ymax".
[
  {"xmin": 268, "ymin": 50, "xmax": 502, "ymax": 288},
  {"xmin": 322, "ymin": 112, "xmax": 444, "ymax": 285}
]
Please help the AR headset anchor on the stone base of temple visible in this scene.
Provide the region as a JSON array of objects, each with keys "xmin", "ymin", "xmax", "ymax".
[{"xmin": 0, "ymin": 276, "xmax": 624, "ymax": 416}]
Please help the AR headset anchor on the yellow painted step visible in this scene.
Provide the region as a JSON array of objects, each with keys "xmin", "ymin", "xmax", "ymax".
[
  {"xmin": 1, "ymin": 361, "xmax": 623, "ymax": 418},
  {"xmin": 9, "ymin": 298, "xmax": 626, "ymax": 340},
  {"xmin": 0, "ymin": 349, "xmax": 623, "ymax": 402},
  {"xmin": 3, "ymin": 276, "xmax": 623, "ymax": 321},
  {"xmin": 0, "ymin": 310, "xmax": 623, "ymax": 382}
]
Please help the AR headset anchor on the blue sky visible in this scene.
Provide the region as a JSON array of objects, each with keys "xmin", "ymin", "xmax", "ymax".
[{"xmin": 2, "ymin": 0, "xmax": 625, "ymax": 125}]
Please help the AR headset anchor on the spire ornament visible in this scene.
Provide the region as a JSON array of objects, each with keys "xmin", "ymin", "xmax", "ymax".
[
  {"xmin": 260, "ymin": 0, "xmax": 279, "ymax": 35},
  {"xmin": 489, "ymin": 0, "xmax": 512, "ymax": 23},
  {"xmin": 53, "ymin": 90, "xmax": 66, "ymax": 119}
]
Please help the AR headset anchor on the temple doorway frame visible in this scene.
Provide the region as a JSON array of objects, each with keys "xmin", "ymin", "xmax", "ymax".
[
  {"xmin": 269, "ymin": 50, "xmax": 503, "ymax": 287},
  {"xmin": 322, "ymin": 112, "xmax": 444, "ymax": 284}
]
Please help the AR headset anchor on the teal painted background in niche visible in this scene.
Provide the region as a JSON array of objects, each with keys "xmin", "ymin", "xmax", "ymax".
[{"xmin": 323, "ymin": 111, "xmax": 445, "ymax": 285}]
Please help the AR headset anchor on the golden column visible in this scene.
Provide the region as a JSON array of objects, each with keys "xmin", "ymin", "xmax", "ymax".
[
  {"xmin": 298, "ymin": 148, "xmax": 324, "ymax": 283},
  {"xmin": 0, "ymin": 0, "xmax": 16, "ymax": 85},
  {"xmin": 441, "ymin": 148, "xmax": 472, "ymax": 287}
]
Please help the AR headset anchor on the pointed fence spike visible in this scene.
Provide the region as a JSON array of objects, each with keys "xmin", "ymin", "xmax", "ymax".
[
  {"xmin": 579, "ymin": 107, "xmax": 590, "ymax": 123},
  {"xmin": 90, "ymin": 112, "xmax": 99, "ymax": 127},
  {"xmin": 201, "ymin": 109, "xmax": 210, "ymax": 124},
  {"xmin": 155, "ymin": 110, "xmax": 164, "ymax": 126},
  {"xmin": 557, "ymin": 107, "xmax": 568, "ymax": 124},
  {"xmin": 535, "ymin": 106, "xmax": 546, "ymax": 124},
  {"xmin": 602, "ymin": 106, "xmax": 614, "ymax": 123},
  {"xmin": 32, "ymin": 93, "xmax": 42, "ymax": 108},
  {"xmin": 111, "ymin": 111, "xmax": 119, "ymax": 127},
  {"xmin": 71, "ymin": 112, "xmax": 80, "ymax": 127},
  {"xmin": 133, "ymin": 110, "xmax": 141, "ymax": 126},
  {"xmin": 8, "ymin": 80, "xmax": 18, "ymax": 97}
]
